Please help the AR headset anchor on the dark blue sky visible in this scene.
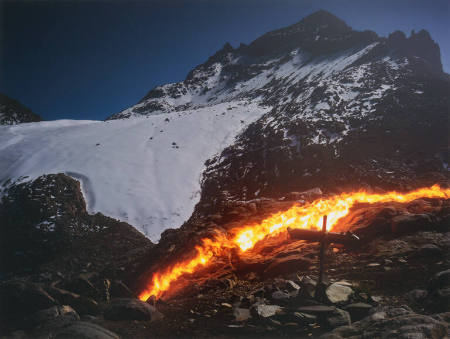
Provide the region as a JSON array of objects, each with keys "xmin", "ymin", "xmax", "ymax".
[{"xmin": 1, "ymin": 0, "xmax": 448, "ymax": 121}]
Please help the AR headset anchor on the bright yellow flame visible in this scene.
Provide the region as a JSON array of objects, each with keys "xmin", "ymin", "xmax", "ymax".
[{"xmin": 139, "ymin": 185, "xmax": 449, "ymax": 301}]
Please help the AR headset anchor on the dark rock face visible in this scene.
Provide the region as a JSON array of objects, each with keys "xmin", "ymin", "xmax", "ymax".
[
  {"xmin": 387, "ymin": 29, "xmax": 443, "ymax": 73},
  {"xmin": 0, "ymin": 174, "xmax": 153, "ymax": 280},
  {"xmin": 0, "ymin": 174, "xmax": 87, "ymax": 273},
  {"xmin": 0, "ymin": 174, "xmax": 156, "ymax": 336},
  {"xmin": 0, "ymin": 93, "xmax": 42, "ymax": 125}
]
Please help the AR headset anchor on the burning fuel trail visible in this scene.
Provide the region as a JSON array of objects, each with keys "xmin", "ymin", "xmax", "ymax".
[{"xmin": 139, "ymin": 185, "xmax": 450, "ymax": 301}]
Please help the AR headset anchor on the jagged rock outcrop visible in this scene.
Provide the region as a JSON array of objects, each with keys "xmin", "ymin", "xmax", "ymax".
[{"xmin": 0, "ymin": 93, "xmax": 42, "ymax": 125}]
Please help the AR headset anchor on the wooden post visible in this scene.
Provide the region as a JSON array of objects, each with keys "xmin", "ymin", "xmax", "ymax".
[
  {"xmin": 318, "ymin": 215, "xmax": 327, "ymax": 285},
  {"xmin": 315, "ymin": 215, "xmax": 327, "ymax": 301}
]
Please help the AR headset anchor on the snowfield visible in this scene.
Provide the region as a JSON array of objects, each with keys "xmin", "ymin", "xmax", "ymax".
[{"xmin": 0, "ymin": 101, "xmax": 270, "ymax": 241}]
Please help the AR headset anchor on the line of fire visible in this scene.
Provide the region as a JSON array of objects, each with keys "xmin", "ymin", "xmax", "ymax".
[{"xmin": 138, "ymin": 185, "xmax": 450, "ymax": 301}]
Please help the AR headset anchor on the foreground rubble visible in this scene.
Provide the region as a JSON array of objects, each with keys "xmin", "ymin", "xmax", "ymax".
[{"xmin": 1, "ymin": 174, "xmax": 449, "ymax": 338}]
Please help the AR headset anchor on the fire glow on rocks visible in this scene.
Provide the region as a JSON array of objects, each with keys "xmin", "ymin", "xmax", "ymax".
[{"xmin": 139, "ymin": 185, "xmax": 450, "ymax": 301}]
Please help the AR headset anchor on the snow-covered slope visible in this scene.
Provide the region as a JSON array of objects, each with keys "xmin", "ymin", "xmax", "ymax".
[
  {"xmin": 0, "ymin": 101, "xmax": 269, "ymax": 241},
  {"xmin": 109, "ymin": 42, "xmax": 381, "ymax": 120}
]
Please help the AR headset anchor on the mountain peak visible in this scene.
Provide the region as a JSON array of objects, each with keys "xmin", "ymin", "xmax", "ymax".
[
  {"xmin": 244, "ymin": 10, "xmax": 369, "ymax": 57},
  {"xmin": 300, "ymin": 9, "xmax": 349, "ymax": 29}
]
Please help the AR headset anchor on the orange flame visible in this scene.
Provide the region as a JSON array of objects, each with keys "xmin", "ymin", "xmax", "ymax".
[{"xmin": 139, "ymin": 184, "xmax": 449, "ymax": 301}]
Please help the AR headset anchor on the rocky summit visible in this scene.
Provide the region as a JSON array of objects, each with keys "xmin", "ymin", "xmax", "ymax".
[{"xmin": 1, "ymin": 9, "xmax": 449, "ymax": 339}]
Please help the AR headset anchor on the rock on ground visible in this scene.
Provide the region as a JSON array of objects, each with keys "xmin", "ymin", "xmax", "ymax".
[
  {"xmin": 326, "ymin": 282, "xmax": 354, "ymax": 304},
  {"xmin": 103, "ymin": 298, "xmax": 163, "ymax": 321}
]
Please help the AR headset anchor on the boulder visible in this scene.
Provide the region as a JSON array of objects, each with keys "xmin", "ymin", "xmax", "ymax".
[
  {"xmin": 30, "ymin": 306, "xmax": 83, "ymax": 337},
  {"xmin": 104, "ymin": 298, "xmax": 163, "ymax": 321},
  {"xmin": 28, "ymin": 305, "xmax": 79, "ymax": 328},
  {"xmin": 344, "ymin": 303, "xmax": 373, "ymax": 321},
  {"xmin": 255, "ymin": 304, "xmax": 284, "ymax": 318},
  {"xmin": 326, "ymin": 283, "xmax": 354, "ymax": 304},
  {"xmin": 325, "ymin": 308, "xmax": 351, "ymax": 329},
  {"xmin": 53, "ymin": 321, "xmax": 119, "ymax": 339},
  {"xmin": 271, "ymin": 290, "xmax": 291, "ymax": 302}
]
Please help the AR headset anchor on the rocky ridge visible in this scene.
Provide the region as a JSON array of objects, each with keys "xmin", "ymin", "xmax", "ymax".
[
  {"xmin": 0, "ymin": 93, "xmax": 42, "ymax": 125},
  {"xmin": 108, "ymin": 11, "xmax": 444, "ymax": 120}
]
